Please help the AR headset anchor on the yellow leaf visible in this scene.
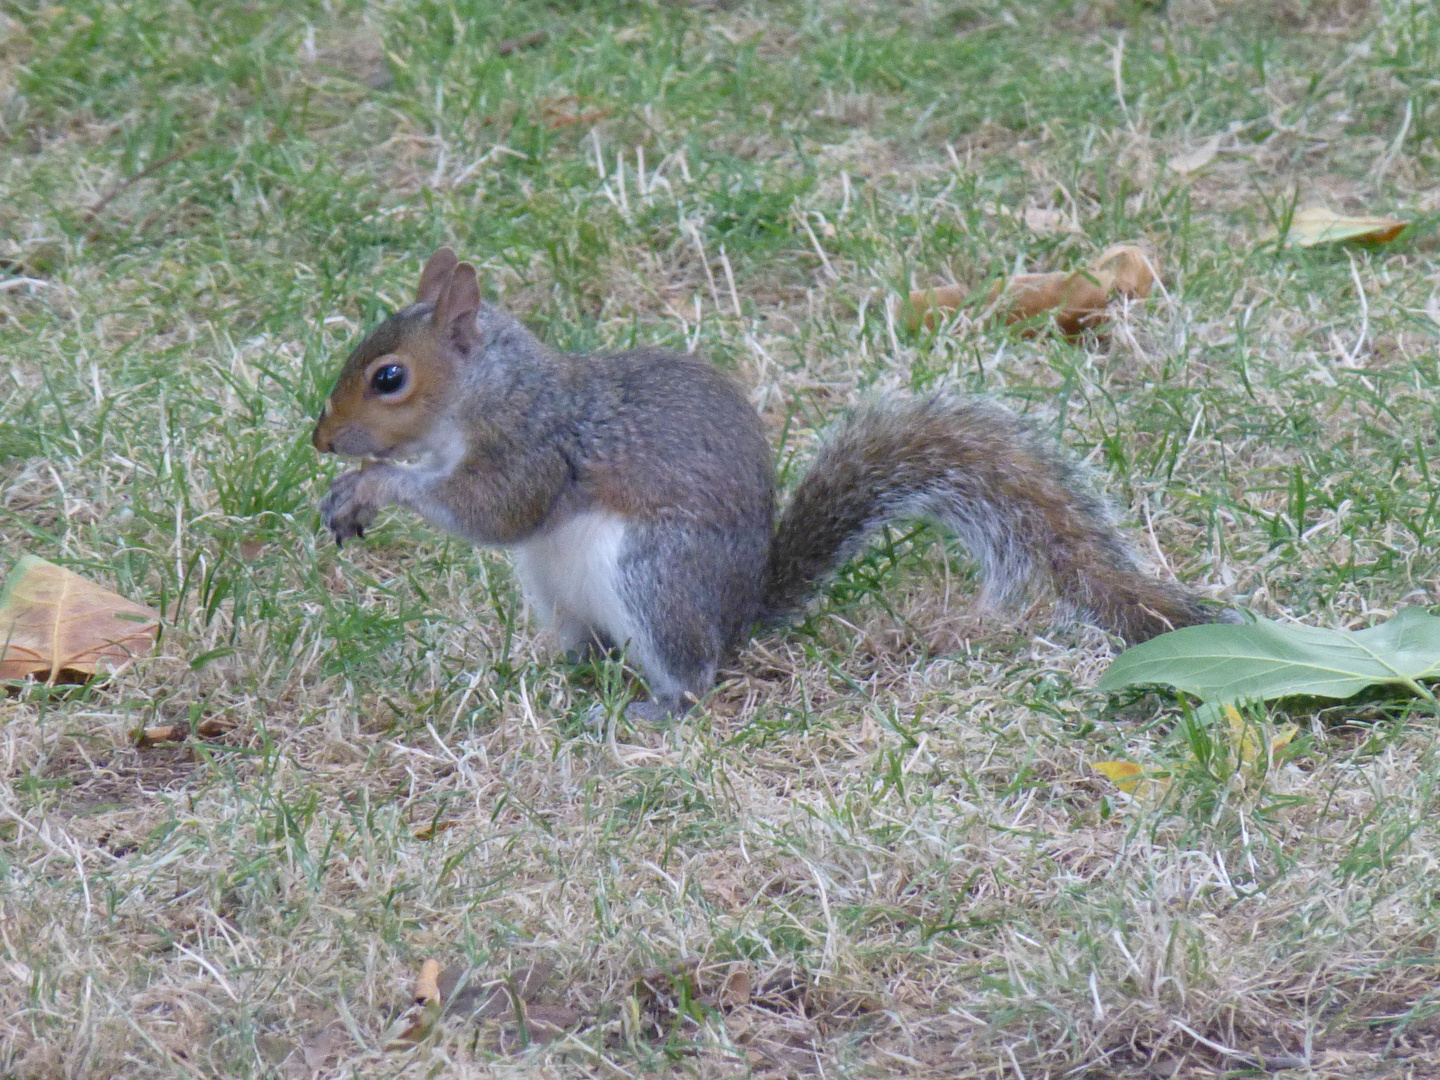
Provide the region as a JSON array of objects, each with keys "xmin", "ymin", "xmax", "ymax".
[
  {"xmin": 1091, "ymin": 760, "xmax": 1145, "ymax": 794},
  {"xmin": 1270, "ymin": 723, "xmax": 1298, "ymax": 756},
  {"xmin": 1265, "ymin": 206, "xmax": 1408, "ymax": 247},
  {"xmin": 1225, "ymin": 705, "xmax": 1296, "ymax": 771},
  {"xmin": 1, "ymin": 555, "xmax": 160, "ymax": 684},
  {"xmin": 1224, "ymin": 704, "xmax": 1260, "ymax": 767}
]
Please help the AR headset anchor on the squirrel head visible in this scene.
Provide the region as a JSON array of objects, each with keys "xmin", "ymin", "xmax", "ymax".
[{"xmin": 312, "ymin": 247, "xmax": 481, "ymax": 458}]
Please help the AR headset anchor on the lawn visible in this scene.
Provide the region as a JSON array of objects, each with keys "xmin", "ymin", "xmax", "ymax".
[{"xmin": 3, "ymin": 0, "xmax": 1440, "ymax": 1076}]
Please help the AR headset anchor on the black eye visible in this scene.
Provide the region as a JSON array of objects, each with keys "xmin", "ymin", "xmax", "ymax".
[{"xmin": 371, "ymin": 363, "xmax": 407, "ymax": 395}]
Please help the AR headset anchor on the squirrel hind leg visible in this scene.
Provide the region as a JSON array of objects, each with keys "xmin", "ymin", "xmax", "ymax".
[
  {"xmin": 615, "ymin": 523, "xmax": 757, "ymax": 721},
  {"xmin": 620, "ymin": 626, "xmax": 718, "ymax": 722}
]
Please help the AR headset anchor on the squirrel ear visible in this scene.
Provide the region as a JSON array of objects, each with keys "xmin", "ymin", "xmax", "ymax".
[
  {"xmin": 416, "ymin": 247, "xmax": 459, "ymax": 304},
  {"xmin": 433, "ymin": 261, "xmax": 481, "ymax": 349}
]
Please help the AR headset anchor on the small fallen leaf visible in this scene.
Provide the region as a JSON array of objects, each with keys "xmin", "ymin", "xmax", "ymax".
[
  {"xmin": 1265, "ymin": 206, "xmax": 1408, "ymax": 248},
  {"xmin": 1091, "ymin": 760, "xmax": 1144, "ymax": 793},
  {"xmin": 495, "ymin": 1002, "xmax": 581, "ymax": 1053},
  {"xmin": 137, "ymin": 716, "xmax": 235, "ymax": 747},
  {"xmin": 909, "ymin": 244, "xmax": 1158, "ymax": 337},
  {"xmin": 299, "ymin": 1027, "xmax": 337, "ymax": 1071},
  {"xmin": 517, "ymin": 1003, "xmax": 580, "ymax": 1040},
  {"xmin": 413, "ymin": 958, "xmax": 442, "ymax": 1004},
  {"xmin": 388, "ymin": 998, "xmax": 442, "ymax": 1049},
  {"xmin": 412, "ymin": 819, "xmax": 459, "ymax": 840},
  {"xmin": 721, "ymin": 967, "xmax": 752, "ymax": 1009},
  {"xmin": 1269, "ymin": 723, "xmax": 1299, "ymax": 756},
  {"xmin": 444, "ymin": 960, "xmax": 554, "ymax": 1017},
  {"xmin": 387, "ymin": 960, "xmax": 445, "ymax": 1049},
  {"xmin": 1168, "ymin": 135, "xmax": 1220, "ymax": 175},
  {"xmin": 1, "ymin": 555, "xmax": 160, "ymax": 683},
  {"xmin": 1091, "ymin": 760, "xmax": 1169, "ymax": 804},
  {"xmin": 1224, "ymin": 704, "xmax": 1298, "ymax": 771}
]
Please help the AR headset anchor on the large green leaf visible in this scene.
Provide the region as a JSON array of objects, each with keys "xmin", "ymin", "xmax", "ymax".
[{"xmin": 1098, "ymin": 607, "xmax": 1440, "ymax": 704}]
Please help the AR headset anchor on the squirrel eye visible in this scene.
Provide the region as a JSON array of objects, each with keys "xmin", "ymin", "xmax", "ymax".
[{"xmin": 371, "ymin": 363, "xmax": 407, "ymax": 395}]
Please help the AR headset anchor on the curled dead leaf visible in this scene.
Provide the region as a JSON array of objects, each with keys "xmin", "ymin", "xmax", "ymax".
[
  {"xmin": 1, "ymin": 555, "xmax": 160, "ymax": 683},
  {"xmin": 1224, "ymin": 703, "xmax": 1298, "ymax": 772},
  {"xmin": 909, "ymin": 244, "xmax": 1158, "ymax": 337},
  {"xmin": 137, "ymin": 716, "xmax": 235, "ymax": 747},
  {"xmin": 386, "ymin": 960, "xmax": 445, "ymax": 1049},
  {"xmin": 387, "ymin": 998, "xmax": 442, "ymax": 1049},
  {"xmin": 413, "ymin": 958, "xmax": 442, "ymax": 1005},
  {"xmin": 1266, "ymin": 206, "xmax": 1408, "ymax": 248},
  {"xmin": 412, "ymin": 819, "xmax": 459, "ymax": 840}
]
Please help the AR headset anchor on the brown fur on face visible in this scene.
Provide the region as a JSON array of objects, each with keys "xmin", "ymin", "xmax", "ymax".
[
  {"xmin": 311, "ymin": 312, "xmax": 452, "ymax": 457},
  {"xmin": 312, "ymin": 249, "xmax": 476, "ymax": 459}
]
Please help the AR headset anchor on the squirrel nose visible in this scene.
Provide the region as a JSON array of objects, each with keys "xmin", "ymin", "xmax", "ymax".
[{"xmin": 312, "ymin": 420, "xmax": 332, "ymax": 453}]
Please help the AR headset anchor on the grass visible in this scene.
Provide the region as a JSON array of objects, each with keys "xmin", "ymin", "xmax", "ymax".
[{"xmin": 3, "ymin": 0, "xmax": 1440, "ymax": 1075}]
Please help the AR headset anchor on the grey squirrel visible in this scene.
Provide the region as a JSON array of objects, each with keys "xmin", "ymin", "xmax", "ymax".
[{"xmin": 313, "ymin": 247, "xmax": 1214, "ymax": 718}]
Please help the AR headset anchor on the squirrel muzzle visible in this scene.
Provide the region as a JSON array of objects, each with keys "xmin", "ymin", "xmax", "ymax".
[
  {"xmin": 311, "ymin": 412, "xmax": 334, "ymax": 454},
  {"xmin": 312, "ymin": 413, "xmax": 388, "ymax": 458}
]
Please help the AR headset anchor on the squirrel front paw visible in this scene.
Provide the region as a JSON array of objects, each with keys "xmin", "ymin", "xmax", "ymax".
[{"xmin": 319, "ymin": 469, "xmax": 381, "ymax": 547}]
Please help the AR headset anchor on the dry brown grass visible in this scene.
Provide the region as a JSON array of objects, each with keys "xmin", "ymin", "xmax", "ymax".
[{"xmin": 4, "ymin": 0, "xmax": 1440, "ymax": 1076}]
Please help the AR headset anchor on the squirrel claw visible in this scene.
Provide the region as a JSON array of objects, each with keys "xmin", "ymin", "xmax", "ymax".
[{"xmin": 319, "ymin": 469, "xmax": 381, "ymax": 548}]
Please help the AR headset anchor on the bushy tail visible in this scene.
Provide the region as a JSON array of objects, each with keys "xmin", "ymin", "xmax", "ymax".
[{"xmin": 762, "ymin": 393, "xmax": 1211, "ymax": 643}]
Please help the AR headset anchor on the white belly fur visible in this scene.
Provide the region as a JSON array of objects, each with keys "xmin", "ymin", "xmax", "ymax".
[{"xmin": 510, "ymin": 511, "xmax": 635, "ymax": 651}]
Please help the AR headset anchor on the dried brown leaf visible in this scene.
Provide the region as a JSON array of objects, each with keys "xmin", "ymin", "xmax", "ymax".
[
  {"xmin": 721, "ymin": 966, "xmax": 752, "ymax": 1009},
  {"xmin": 1, "ymin": 555, "xmax": 160, "ymax": 683},
  {"xmin": 441, "ymin": 960, "xmax": 555, "ymax": 1017},
  {"xmin": 497, "ymin": 1003, "xmax": 580, "ymax": 1052},
  {"xmin": 909, "ymin": 244, "xmax": 1157, "ymax": 336},
  {"xmin": 387, "ymin": 998, "xmax": 441, "ymax": 1048},
  {"xmin": 411, "ymin": 819, "xmax": 458, "ymax": 840},
  {"xmin": 413, "ymin": 958, "xmax": 442, "ymax": 1004},
  {"xmin": 1265, "ymin": 205, "xmax": 1408, "ymax": 247},
  {"xmin": 299, "ymin": 1027, "xmax": 336, "ymax": 1071},
  {"xmin": 137, "ymin": 716, "xmax": 235, "ymax": 747}
]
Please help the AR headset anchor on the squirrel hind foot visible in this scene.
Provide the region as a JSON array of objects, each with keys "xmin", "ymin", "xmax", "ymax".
[{"xmin": 626, "ymin": 695, "xmax": 690, "ymax": 724}]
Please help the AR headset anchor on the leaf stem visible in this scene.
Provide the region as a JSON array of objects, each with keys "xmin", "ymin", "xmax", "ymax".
[{"xmin": 1402, "ymin": 678, "xmax": 1440, "ymax": 720}]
